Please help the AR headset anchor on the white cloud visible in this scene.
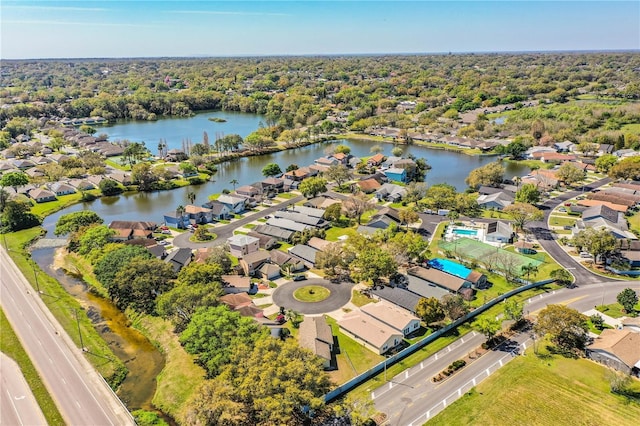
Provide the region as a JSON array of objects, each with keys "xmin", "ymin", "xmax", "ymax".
[
  {"xmin": 167, "ymin": 10, "xmax": 291, "ymax": 17},
  {"xmin": 3, "ymin": 5, "xmax": 108, "ymax": 12},
  {"xmin": 2, "ymin": 20, "xmax": 157, "ymax": 28}
]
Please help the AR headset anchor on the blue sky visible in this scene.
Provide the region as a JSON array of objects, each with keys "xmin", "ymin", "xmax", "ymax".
[{"xmin": 1, "ymin": 1, "xmax": 638, "ymax": 59}]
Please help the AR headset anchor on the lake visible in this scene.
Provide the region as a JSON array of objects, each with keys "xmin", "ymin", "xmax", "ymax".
[{"xmin": 41, "ymin": 111, "xmax": 530, "ymax": 230}]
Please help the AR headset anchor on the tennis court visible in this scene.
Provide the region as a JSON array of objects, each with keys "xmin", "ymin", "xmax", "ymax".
[{"xmin": 439, "ymin": 237, "xmax": 544, "ymax": 271}]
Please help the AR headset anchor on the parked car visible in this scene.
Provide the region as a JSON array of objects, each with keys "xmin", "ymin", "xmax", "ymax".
[
  {"xmin": 558, "ymin": 207, "xmax": 567, "ymax": 212},
  {"xmin": 580, "ymin": 252, "xmax": 593, "ymax": 258},
  {"xmin": 292, "ymin": 274, "xmax": 306, "ymax": 281},
  {"xmin": 161, "ymin": 229, "xmax": 171, "ymax": 234}
]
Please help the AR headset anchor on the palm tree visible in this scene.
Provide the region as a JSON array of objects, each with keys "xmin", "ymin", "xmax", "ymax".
[
  {"xmin": 521, "ymin": 263, "xmax": 538, "ymax": 282},
  {"xmin": 230, "ymin": 179, "xmax": 239, "ymax": 191},
  {"xmin": 176, "ymin": 205, "xmax": 186, "ymax": 229},
  {"xmin": 187, "ymin": 191, "xmax": 196, "ymax": 205}
]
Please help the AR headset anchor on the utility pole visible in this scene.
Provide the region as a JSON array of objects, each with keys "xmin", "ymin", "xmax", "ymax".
[
  {"xmin": 31, "ymin": 263, "xmax": 40, "ymax": 293},
  {"xmin": 74, "ymin": 308, "xmax": 85, "ymax": 351}
]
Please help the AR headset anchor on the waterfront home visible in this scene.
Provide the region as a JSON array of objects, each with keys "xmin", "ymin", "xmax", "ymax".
[
  {"xmin": 299, "ymin": 317, "xmax": 334, "ymax": 369},
  {"xmin": 315, "ymin": 156, "xmax": 340, "ymax": 167},
  {"xmin": 554, "ymin": 141, "xmax": 576, "ymax": 152},
  {"xmin": 184, "ymin": 205, "xmax": 213, "ymax": 224},
  {"xmin": 227, "ymin": 234, "xmax": 260, "ymax": 258},
  {"xmin": 360, "ymin": 300, "xmax": 421, "ymax": 337},
  {"xmin": 217, "ymin": 194, "xmax": 247, "ymax": 214},
  {"xmin": 163, "ymin": 211, "xmax": 190, "ymax": 229},
  {"xmin": 283, "ymin": 168, "xmax": 311, "ymax": 181},
  {"xmin": 383, "ymin": 167, "xmax": 408, "ymax": 183},
  {"xmin": 235, "ymin": 185, "xmax": 261, "ymax": 197},
  {"xmin": 28, "ymin": 188, "xmax": 56, "ymax": 203},
  {"xmin": 109, "ymin": 172, "xmax": 133, "ymax": 186},
  {"xmin": 68, "ymin": 179, "xmax": 95, "ymax": 191},
  {"xmin": 165, "ymin": 149, "xmax": 187, "ymax": 162},
  {"xmin": 108, "ymin": 220, "xmax": 156, "ymax": 241},
  {"xmin": 239, "ymin": 250, "xmax": 272, "ymax": 276},
  {"xmin": 367, "ymin": 153, "xmax": 385, "ymax": 166},
  {"xmin": 258, "ymin": 177, "xmax": 285, "ymax": 194},
  {"xmin": 338, "ymin": 311, "xmax": 403, "ymax": 355},
  {"xmin": 332, "ymin": 152, "xmax": 350, "ymax": 166},
  {"xmin": 49, "ymin": 182, "xmax": 76, "ymax": 196},
  {"xmin": 202, "ymin": 200, "xmax": 232, "ymax": 220}
]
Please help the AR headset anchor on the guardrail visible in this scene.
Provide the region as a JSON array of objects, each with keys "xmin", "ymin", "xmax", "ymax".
[{"xmin": 324, "ymin": 278, "xmax": 556, "ymax": 402}]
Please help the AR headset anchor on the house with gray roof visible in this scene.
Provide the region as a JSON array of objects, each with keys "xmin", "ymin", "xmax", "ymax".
[
  {"xmin": 266, "ymin": 218, "xmax": 310, "ymax": 233},
  {"xmin": 239, "ymin": 250, "xmax": 272, "ymax": 276},
  {"xmin": 49, "ymin": 182, "xmax": 76, "ymax": 196},
  {"xmin": 376, "ymin": 183, "xmax": 407, "ymax": 202},
  {"xmin": 485, "ymin": 221, "xmax": 514, "ymax": 243},
  {"xmin": 361, "ymin": 300, "xmax": 421, "ymax": 336},
  {"xmin": 406, "ymin": 266, "xmax": 471, "ymax": 300},
  {"xmin": 217, "ymin": 194, "xmax": 247, "ymax": 214},
  {"xmin": 299, "ymin": 317, "xmax": 334, "ymax": 369},
  {"xmin": 273, "ymin": 211, "xmax": 329, "ymax": 228},
  {"xmin": 164, "ymin": 248, "xmax": 193, "ymax": 272},
  {"xmin": 573, "ymin": 204, "xmax": 637, "ymax": 240},
  {"xmin": 477, "ymin": 191, "xmax": 514, "ymax": 210},
  {"xmin": 338, "ymin": 312, "xmax": 403, "ymax": 355},
  {"xmin": 28, "ymin": 188, "xmax": 56, "ymax": 203},
  {"xmin": 253, "ymin": 224, "xmax": 294, "ymax": 242},
  {"xmin": 288, "ymin": 244, "xmax": 320, "ymax": 268},
  {"xmin": 289, "ymin": 205, "xmax": 326, "ymax": 218}
]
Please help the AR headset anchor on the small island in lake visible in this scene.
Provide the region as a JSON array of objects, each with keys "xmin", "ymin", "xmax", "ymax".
[{"xmin": 208, "ymin": 117, "xmax": 227, "ymax": 122}]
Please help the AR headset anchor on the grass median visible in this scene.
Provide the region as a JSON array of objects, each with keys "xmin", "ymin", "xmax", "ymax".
[{"xmin": 0, "ymin": 308, "xmax": 66, "ymax": 425}]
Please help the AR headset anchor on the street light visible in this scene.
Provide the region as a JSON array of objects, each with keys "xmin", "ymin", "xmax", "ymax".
[{"xmin": 31, "ymin": 263, "xmax": 40, "ymax": 293}]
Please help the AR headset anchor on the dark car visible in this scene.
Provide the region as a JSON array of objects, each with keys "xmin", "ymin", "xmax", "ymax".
[{"xmin": 292, "ymin": 274, "xmax": 306, "ymax": 281}]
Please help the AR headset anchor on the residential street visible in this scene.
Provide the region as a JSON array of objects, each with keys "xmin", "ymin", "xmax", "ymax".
[{"xmin": 0, "ymin": 247, "xmax": 134, "ymax": 426}]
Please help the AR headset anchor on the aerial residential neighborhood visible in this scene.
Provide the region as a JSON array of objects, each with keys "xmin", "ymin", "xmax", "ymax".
[{"xmin": 1, "ymin": 3, "xmax": 640, "ymax": 424}]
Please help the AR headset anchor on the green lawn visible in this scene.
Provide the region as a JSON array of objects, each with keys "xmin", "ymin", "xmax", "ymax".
[
  {"xmin": 325, "ymin": 226, "xmax": 358, "ymax": 242},
  {"xmin": 4, "ymin": 228, "xmax": 127, "ymax": 387},
  {"xmin": 244, "ymin": 223, "xmax": 256, "ymax": 229},
  {"xmin": 628, "ymin": 212, "xmax": 640, "ymax": 233},
  {"xmin": 0, "ymin": 308, "xmax": 65, "ymax": 426},
  {"xmin": 597, "ymin": 302, "xmax": 640, "ymax": 318},
  {"xmin": 31, "ymin": 192, "xmax": 84, "ymax": 217},
  {"xmin": 479, "ymin": 210, "xmax": 513, "ymax": 220},
  {"xmin": 428, "ymin": 350, "xmax": 640, "ymax": 426},
  {"xmin": 276, "ymin": 192, "xmax": 297, "ymax": 199},
  {"xmin": 548, "ymin": 216, "xmax": 577, "ymax": 227},
  {"xmin": 131, "ymin": 314, "xmax": 206, "ymax": 422},
  {"xmin": 325, "ymin": 316, "xmax": 384, "ymax": 386},
  {"xmin": 293, "ymin": 285, "xmax": 331, "ymax": 302},
  {"xmin": 622, "ymin": 123, "xmax": 640, "ymax": 133},
  {"xmin": 428, "ymin": 221, "xmax": 448, "ymax": 252},
  {"xmin": 351, "ymin": 289, "xmax": 378, "ymax": 307}
]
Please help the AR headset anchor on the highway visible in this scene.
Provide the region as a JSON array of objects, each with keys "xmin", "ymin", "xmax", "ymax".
[
  {"xmin": 0, "ymin": 246, "xmax": 134, "ymax": 426},
  {"xmin": 0, "ymin": 353, "xmax": 47, "ymax": 426}
]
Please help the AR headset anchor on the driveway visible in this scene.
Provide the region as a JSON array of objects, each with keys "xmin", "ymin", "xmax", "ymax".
[{"xmin": 271, "ymin": 279, "xmax": 353, "ymax": 314}]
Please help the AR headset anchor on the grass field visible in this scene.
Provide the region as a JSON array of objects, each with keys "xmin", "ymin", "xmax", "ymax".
[
  {"xmin": 428, "ymin": 350, "xmax": 640, "ymax": 426},
  {"xmin": 131, "ymin": 314, "xmax": 206, "ymax": 422},
  {"xmin": 351, "ymin": 289, "xmax": 378, "ymax": 307},
  {"xmin": 597, "ymin": 302, "xmax": 640, "ymax": 318},
  {"xmin": 548, "ymin": 215, "xmax": 577, "ymax": 227},
  {"xmin": 293, "ymin": 285, "xmax": 331, "ymax": 302},
  {"xmin": 0, "ymin": 308, "xmax": 66, "ymax": 426}
]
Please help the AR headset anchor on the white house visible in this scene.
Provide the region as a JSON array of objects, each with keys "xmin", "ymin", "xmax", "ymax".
[
  {"xmin": 227, "ymin": 234, "xmax": 260, "ymax": 258},
  {"xmin": 338, "ymin": 311, "xmax": 403, "ymax": 355},
  {"xmin": 360, "ymin": 300, "xmax": 421, "ymax": 337},
  {"xmin": 217, "ymin": 194, "xmax": 247, "ymax": 214}
]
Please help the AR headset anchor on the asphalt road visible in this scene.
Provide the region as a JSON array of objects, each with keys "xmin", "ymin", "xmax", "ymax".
[
  {"xmin": 0, "ymin": 247, "xmax": 134, "ymax": 426},
  {"xmin": 0, "ymin": 353, "xmax": 47, "ymax": 426},
  {"xmin": 271, "ymin": 279, "xmax": 353, "ymax": 314},
  {"xmin": 173, "ymin": 194, "xmax": 305, "ymax": 248},
  {"xmin": 529, "ymin": 177, "xmax": 612, "ymax": 285}
]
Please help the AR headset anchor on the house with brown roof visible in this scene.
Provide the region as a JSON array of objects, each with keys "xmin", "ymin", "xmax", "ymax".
[
  {"xmin": 28, "ymin": 188, "xmax": 56, "ymax": 203},
  {"xmin": 356, "ymin": 178, "xmax": 382, "ymax": 193},
  {"xmin": 247, "ymin": 231, "xmax": 278, "ymax": 250},
  {"xmin": 299, "ymin": 316, "xmax": 334, "ymax": 369},
  {"xmin": 184, "ymin": 205, "xmax": 213, "ymax": 224},
  {"xmin": 367, "ymin": 153, "xmax": 385, "ymax": 166},
  {"xmin": 407, "ymin": 266, "xmax": 471, "ymax": 296},
  {"xmin": 360, "ymin": 300, "xmax": 421, "ymax": 337},
  {"xmin": 586, "ymin": 329, "xmax": 640, "ymax": 376},
  {"xmin": 239, "ymin": 250, "xmax": 272, "ymax": 276},
  {"xmin": 219, "ymin": 293, "xmax": 253, "ymax": 310},
  {"xmin": 338, "ymin": 311, "xmax": 403, "ymax": 355}
]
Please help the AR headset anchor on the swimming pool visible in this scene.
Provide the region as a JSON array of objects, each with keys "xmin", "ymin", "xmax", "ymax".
[
  {"xmin": 429, "ymin": 258, "xmax": 472, "ymax": 280},
  {"xmin": 453, "ymin": 228, "xmax": 478, "ymax": 236}
]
